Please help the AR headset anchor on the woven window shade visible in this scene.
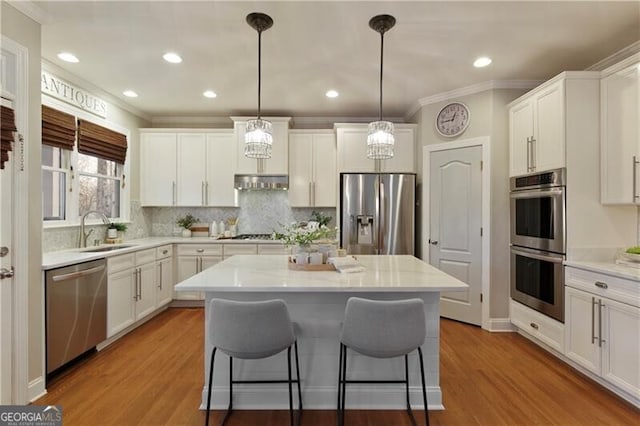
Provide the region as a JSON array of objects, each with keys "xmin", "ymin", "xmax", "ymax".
[
  {"xmin": 1, "ymin": 105, "xmax": 17, "ymax": 170},
  {"xmin": 42, "ymin": 105, "xmax": 76, "ymax": 150},
  {"xmin": 77, "ymin": 119, "xmax": 127, "ymax": 164}
]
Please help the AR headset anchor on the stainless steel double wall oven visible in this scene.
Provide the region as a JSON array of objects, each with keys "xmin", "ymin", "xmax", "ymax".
[{"xmin": 510, "ymin": 168, "xmax": 566, "ymax": 322}]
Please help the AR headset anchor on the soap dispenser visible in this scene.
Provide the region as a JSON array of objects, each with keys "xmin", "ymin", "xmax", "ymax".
[
  {"xmin": 218, "ymin": 220, "xmax": 225, "ymax": 235},
  {"xmin": 210, "ymin": 221, "xmax": 218, "ymax": 237}
]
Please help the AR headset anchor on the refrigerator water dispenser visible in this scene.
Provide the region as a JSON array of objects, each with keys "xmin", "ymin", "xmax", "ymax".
[{"xmin": 357, "ymin": 215, "xmax": 374, "ymax": 245}]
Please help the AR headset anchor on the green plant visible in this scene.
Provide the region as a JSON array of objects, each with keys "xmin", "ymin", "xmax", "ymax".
[
  {"xmin": 108, "ymin": 222, "xmax": 127, "ymax": 232},
  {"xmin": 311, "ymin": 210, "xmax": 332, "ymax": 227},
  {"xmin": 272, "ymin": 222, "xmax": 337, "ymax": 247},
  {"xmin": 626, "ymin": 246, "xmax": 640, "ymax": 255},
  {"xmin": 176, "ymin": 214, "xmax": 198, "ymax": 229}
]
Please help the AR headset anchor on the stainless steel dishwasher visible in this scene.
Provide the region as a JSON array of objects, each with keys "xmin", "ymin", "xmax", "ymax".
[{"xmin": 46, "ymin": 258, "xmax": 107, "ymax": 374}]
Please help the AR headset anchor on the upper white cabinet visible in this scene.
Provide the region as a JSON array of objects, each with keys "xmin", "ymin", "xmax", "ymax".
[
  {"xmin": 140, "ymin": 129, "xmax": 236, "ymax": 207},
  {"xmin": 233, "ymin": 117, "xmax": 291, "ymax": 174},
  {"xmin": 335, "ymin": 123, "xmax": 416, "ymax": 173},
  {"xmin": 289, "ymin": 130, "xmax": 337, "ymax": 207},
  {"xmin": 140, "ymin": 132, "xmax": 177, "ymax": 206},
  {"xmin": 509, "ymin": 79, "xmax": 565, "ymax": 176},
  {"xmin": 600, "ymin": 56, "xmax": 640, "ymax": 205}
]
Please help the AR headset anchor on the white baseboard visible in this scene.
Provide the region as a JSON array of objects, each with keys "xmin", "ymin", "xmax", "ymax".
[
  {"xmin": 487, "ymin": 318, "xmax": 516, "ymax": 332},
  {"xmin": 199, "ymin": 385, "xmax": 444, "ymax": 410},
  {"xmin": 28, "ymin": 376, "xmax": 46, "ymax": 402}
]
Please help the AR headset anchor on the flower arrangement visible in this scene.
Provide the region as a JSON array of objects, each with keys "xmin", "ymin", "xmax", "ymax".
[
  {"xmin": 272, "ymin": 221, "xmax": 338, "ymax": 247},
  {"xmin": 176, "ymin": 213, "xmax": 198, "ymax": 230}
]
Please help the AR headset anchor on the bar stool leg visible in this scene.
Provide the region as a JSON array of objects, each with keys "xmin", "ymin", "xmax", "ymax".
[
  {"xmin": 418, "ymin": 347, "xmax": 430, "ymax": 426},
  {"xmin": 336, "ymin": 343, "xmax": 343, "ymax": 425},
  {"xmin": 294, "ymin": 341, "xmax": 303, "ymax": 412},
  {"xmin": 340, "ymin": 345, "xmax": 347, "ymax": 426},
  {"xmin": 205, "ymin": 347, "xmax": 217, "ymax": 426},
  {"xmin": 287, "ymin": 346, "xmax": 294, "ymax": 426}
]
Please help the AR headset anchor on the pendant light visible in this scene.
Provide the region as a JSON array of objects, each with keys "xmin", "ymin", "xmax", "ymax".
[
  {"xmin": 245, "ymin": 12, "xmax": 274, "ymax": 159},
  {"xmin": 367, "ymin": 14, "xmax": 396, "ymax": 160}
]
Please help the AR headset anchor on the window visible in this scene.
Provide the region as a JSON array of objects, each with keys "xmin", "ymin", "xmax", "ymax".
[
  {"xmin": 42, "ymin": 145, "xmax": 68, "ymax": 221},
  {"xmin": 77, "ymin": 153, "xmax": 122, "ymax": 218}
]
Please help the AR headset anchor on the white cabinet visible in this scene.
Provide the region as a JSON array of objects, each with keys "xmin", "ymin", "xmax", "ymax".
[
  {"xmin": 141, "ymin": 130, "xmax": 236, "ymax": 207},
  {"xmin": 565, "ymin": 267, "xmax": 640, "ymax": 403},
  {"xmin": 289, "ymin": 131, "xmax": 337, "ymax": 207},
  {"xmin": 510, "ymin": 299, "xmax": 564, "ymax": 353},
  {"xmin": 140, "ymin": 132, "xmax": 177, "ymax": 206},
  {"xmin": 156, "ymin": 245, "xmax": 173, "ymax": 307},
  {"xmin": 176, "ymin": 244, "xmax": 223, "ymax": 300},
  {"xmin": 222, "ymin": 243, "xmax": 258, "ymax": 258},
  {"xmin": 233, "ymin": 117, "xmax": 291, "ymax": 174},
  {"xmin": 509, "ymin": 79, "xmax": 565, "ymax": 176},
  {"xmin": 600, "ymin": 57, "xmax": 640, "ymax": 205},
  {"xmin": 335, "ymin": 124, "xmax": 416, "ymax": 173},
  {"xmin": 107, "ymin": 249, "xmax": 158, "ymax": 337}
]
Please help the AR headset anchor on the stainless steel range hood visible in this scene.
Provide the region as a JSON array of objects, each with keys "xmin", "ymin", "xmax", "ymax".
[{"xmin": 234, "ymin": 174, "xmax": 289, "ymax": 190}]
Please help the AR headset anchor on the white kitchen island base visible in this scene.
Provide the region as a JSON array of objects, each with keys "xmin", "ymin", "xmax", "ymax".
[{"xmin": 174, "ymin": 255, "xmax": 467, "ymax": 411}]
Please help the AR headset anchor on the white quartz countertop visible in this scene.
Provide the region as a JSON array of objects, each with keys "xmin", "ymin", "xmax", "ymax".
[
  {"xmin": 564, "ymin": 260, "xmax": 640, "ymax": 282},
  {"xmin": 174, "ymin": 254, "xmax": 469, "ymax": 292},
  {"xmin": 42, "ymin": 236, "xmax": 283, "ymax": 270}
]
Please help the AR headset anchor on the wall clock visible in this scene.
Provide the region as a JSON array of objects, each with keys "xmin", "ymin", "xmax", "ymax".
[{"xmin": 435, "ymin": 102, "xmax": 470, "ymax": 137}]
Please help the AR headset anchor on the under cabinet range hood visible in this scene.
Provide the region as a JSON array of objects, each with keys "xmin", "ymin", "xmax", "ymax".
[{"xmin": 234, "ymin": 174, "xmax": 289, "ymax": 190}]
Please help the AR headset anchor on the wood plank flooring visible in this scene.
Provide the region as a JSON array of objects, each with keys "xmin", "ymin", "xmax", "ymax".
[{"xmin": 36, "ymin": 308, "xmax": 639, "ymax": 425}]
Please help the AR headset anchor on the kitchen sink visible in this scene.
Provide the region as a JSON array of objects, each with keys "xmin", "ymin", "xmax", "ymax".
[{"xmin": 81, "ymin": 244, "xmax": 137, "ymax": 253}]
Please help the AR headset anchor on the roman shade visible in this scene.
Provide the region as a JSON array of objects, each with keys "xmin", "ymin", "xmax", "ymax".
[
  {"xmin": 1, "ymin": 105, "xmax": 17, "ymax": 170},
  {"xmin": 42, "ymin": 105, "xmax": 76, "ymax": 151},
  {"xmin": 77, "ymin": 119, "xmax": 127, "ymax": 164}
]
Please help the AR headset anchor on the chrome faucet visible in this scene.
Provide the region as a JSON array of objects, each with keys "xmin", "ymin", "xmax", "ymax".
[{"xmin": 78, "ymin": 210, "xmax": 110, "ymax": 248}]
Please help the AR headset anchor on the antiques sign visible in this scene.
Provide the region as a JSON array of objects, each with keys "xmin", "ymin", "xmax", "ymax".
[{"xmin": 42, "ymin": 71, "xmax": 107, "ymax": 118}]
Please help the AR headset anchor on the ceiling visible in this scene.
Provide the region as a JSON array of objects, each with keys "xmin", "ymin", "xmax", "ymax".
[{"xmin": 27, "ymin": 1, "xmax": 640, "ymax": 120}]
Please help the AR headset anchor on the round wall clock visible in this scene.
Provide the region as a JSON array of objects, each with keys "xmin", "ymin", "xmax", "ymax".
[{"xmin": 435, "ymin": 102, "xmax": 471, "ymax": 137}]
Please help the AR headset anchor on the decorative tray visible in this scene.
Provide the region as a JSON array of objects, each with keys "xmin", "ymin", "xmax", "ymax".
[
  {"xmin": 288, "ymin": 259, "xmax": 336, "ymax": 271},
  {"xmin": 617, "ymin": 250, "xmax": 640, "ymax": 263}
]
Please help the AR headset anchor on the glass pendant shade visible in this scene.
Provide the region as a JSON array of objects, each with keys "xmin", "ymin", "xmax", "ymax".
[
  {"xmin": 244, "ymin": 118, "xmax": 273, "ymax": 159},
  {"xmin": 367, "ymin": 120, "xmax": 395, "ymax": 159}
]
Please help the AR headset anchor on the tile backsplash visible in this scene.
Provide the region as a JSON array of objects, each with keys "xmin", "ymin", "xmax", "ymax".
[{"xmin": 42, "ymin": 193, "xmax": 337, "ymax": 252}]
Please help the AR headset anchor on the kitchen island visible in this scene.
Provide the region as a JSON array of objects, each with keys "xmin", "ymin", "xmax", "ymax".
[{"xmin": 175, "ymin": 254, "xmax": 468, "ymax": 410}]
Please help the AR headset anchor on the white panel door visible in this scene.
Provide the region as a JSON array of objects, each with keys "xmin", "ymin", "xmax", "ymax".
[
  {"xmin": 534, "ymin": 81, "xmax": 565, "ymax": 172},
  {"xmin": 107, "ymin": 269, "xmax": 136, "ymax": 337},
  {"xmin": 289, "ymin": 133, "xmax": 313, "ymax": 207},
  {"xmin": 601, "ymin": 297, "xmax": 640, "ymax": 398},
  {"xmin": 429, "ymin": 146, "xmax": 482, "ymax": 325},
  {"xmin": 313, "ymin": 133, "xmax": 337, "ymax": 206},
  {"xmin": 206, "ymin": 132, "xmax": 236, "ymax": 206},
  {"xmin": 177, "ymin": 133, "xmax": 206, "ymax": 206},
  {"xmin": 564, "ymin": 287, "xmax": 601, "ymax": 375},
  {"xmin": 336, "ymin": 127, "xmax": 375, "ymax": 173},
  {"xmin": 509, "ymin": 100, "xmax": 533, "ymax": 176},
  {"xmin": 140, "ymin": 133, "xmax": 177, "ymax": 206},
  {"xmin": 156, "ymin": 258, "xmax": 173, "ymax": 307},
  {"xmin": 135, "ymin": 262, "xmax": 157, "ymax": 320},
  {"xmin": 176, "ymin": 257, "xmax": 203, "ymax": 300}
]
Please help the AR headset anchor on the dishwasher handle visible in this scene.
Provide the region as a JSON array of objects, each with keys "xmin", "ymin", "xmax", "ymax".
[{"xmin": 51, "ymin": 264, "xmax": 106, "ymax": 282}]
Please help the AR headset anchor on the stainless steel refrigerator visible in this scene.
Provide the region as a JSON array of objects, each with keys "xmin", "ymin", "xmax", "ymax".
[{"xmin": 340, "ymin": 173, "xmax": 415, "ymax": 255}]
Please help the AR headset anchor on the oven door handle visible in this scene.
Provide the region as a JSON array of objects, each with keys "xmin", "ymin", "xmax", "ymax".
[
  {"xmin": 510, "ymin": 246, "xmax": 564, "ymax": 264},
  {"xmin": 509, "ymin": 187, "xmax": 564, "ymax": 199}
]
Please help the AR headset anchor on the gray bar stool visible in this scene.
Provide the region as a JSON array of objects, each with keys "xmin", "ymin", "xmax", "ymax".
[
  {"xmin": 205, "ymin": 299, "xmax": 302, "ymax": 426},
  {"xmin": 337, "ymin": 297, "xmax": 429, "ymax": 426}
]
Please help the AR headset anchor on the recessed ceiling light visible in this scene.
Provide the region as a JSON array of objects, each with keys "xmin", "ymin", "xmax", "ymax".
[
  {"xmin": 203, "ymin": 90, "xmax": 217, "ymax": 98},
  {"xmin": 473, "ymin": 57, "xmax": 492, "ymax": 68},
  {"xmin": 163, "ymin": 52, "xmax": 182, "ymax": 64},
  {"xmin": 123, "ymin": 90, "xmax": 138, "ymax": 98},
  {"xmin": 57, "ymin": 52, "xmax": 79, "ymax": 63},
  {"xmin": 326, "ymin": 90, "xmax": 339, "ymax": 98}
]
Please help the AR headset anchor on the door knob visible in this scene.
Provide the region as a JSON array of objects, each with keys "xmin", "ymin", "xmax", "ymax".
[
  {"xmin": 429, "ymin": 240, "xmax": 438, "ymax": 245},
  {"xmin": 0, "ymin": 267, "xmax": 14, "ymax": 279}
]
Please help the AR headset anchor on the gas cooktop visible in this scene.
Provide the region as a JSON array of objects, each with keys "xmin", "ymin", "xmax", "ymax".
[{"xmin": 231, "ymin": 234, "xmax": 273, "ymax": 240}]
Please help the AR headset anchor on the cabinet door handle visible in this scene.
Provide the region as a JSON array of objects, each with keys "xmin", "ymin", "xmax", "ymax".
[
  {"xmin": 633, "ymin": 156, "xmax": 639, "ymax": 201},
  {"xmin": 172, "ymin": 181, "xmax": 177, "ymax": 205},
  {"xmin": 202, "ymin": 181, "xmax": 206, "ymax": 206},
  {"xmin": 133, "ymin": 269, "xmax": 139, "ymax": 301},
  {"xmin": 138, "ymin": 268, "xmax": 142, "ymax": 300},
  {"xmin": 313, "ymin": 182, "xmax": 317, "ymax": 206},
  {"xmin": 309, "ymin": 182, "xmax": 313, "ymax": 206},
  {"xmin": 530, "ymin": 137, "xmax": 536, "ymax": 171},
  {"xmin": 594, "ymin": 281, "xmax": 608, "ymax": 289},
  {"xmin": 591, "ymin": 297, "xmax": 597, "ymax": 344},
  {"xmin": 598, "ymin": 299, "xmax": 605, "ymax": 347},
  {"xmin": 158, "ymin": 262, "xmax": 163, "ymax": 290},
  {"xmin": 529, "ymin": 322, "xmax": 539, "ymax": 330},
  {"xmin": 206, "ymin": 182, "xmax": 209, "ymax": 205},
  {"xmin": 526, "ymin": 137, "xmax": 531, "ymax": 172},
  {"xmin": 197, "ymin": 248, "xmax": 205, "ymax": 253}
]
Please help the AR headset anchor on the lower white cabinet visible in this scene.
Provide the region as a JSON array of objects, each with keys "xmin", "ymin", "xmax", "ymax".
[
  {"xmin": 510, "ymin": 299, "xmax": 564, "ymax": 353},
  {"xmin": 176, "ymin": 244, "xmax": 224, "ymax": 300},
  {"xmin": 156, "ymin": 245, "xmax": 174, "ymax": 307},
  {"xmin": 565, "ymin": 267, "xmax": 640, "ymax": 402},
  {"xmin": 107, "ymin": 249, "xmax": 159, "ymax": 337}
]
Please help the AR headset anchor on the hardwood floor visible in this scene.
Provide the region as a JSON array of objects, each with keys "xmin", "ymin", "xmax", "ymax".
[{"xmin": 36, "ymin": 308, "xmax": 639, "ymax": 425}]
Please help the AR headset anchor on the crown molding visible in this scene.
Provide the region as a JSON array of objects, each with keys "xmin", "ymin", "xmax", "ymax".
[
  {"xmin": 586, "ymin": 40, "xmax": 640, "ymax": 71},
  {"xmin": 405, "ymin": 80, "xmax": 542, "ymax": 120},
  {"xmin": 151, "ymin": 116, "xmax": 233, "ymax": 127},
  {"xmin": 42, "ymin": 60, "xmax": 151, "ymax": 122},
  {"xmin": 6, "ymin": 1, "xmax": 51, "ymax": 24}
]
